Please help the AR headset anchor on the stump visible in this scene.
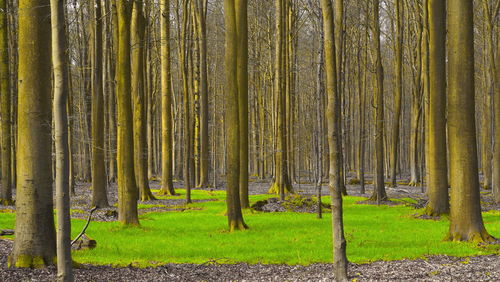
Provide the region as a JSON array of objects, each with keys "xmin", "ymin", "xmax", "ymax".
[{"xmin": 71, "ymin": 234, "xmax": 97, "ymax": 250}]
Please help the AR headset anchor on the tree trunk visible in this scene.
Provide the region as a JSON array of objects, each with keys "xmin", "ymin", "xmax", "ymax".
[
  {"xmin": 0, "ymin": 0, "xmax": 12, "ymax": 205},
  {"xmin": 194, "ymin": 0, "xmax": 209, "ymax": 188},
  {"xmin": 159, "ymin": 0, "xmax": 176, "ymax": 196},
  {"xmin": 269, "ymin": 0, "xmax": 292, "ymax": 199},
  {"xmin": 132, "ymin": 0, "xmax": 155, "ymax": 202},
  {"xmin": 389, "ymin": 0, "xmax": 403, "ymax": 188},
  {"xmin": 9, "ymin": 0, "xmax": 56, "ymax": 268},
  {"xmin": 369, "ymin": 0, "xmax": 388, "ymax": 203},
  {"xmin": 236, "ymin": 0, "xmax": 249, "ymax": 208},
  {"xmin": 116, "ymin": 0, "xmax": 139, "ymax": 225},
  {"xmin": 320, "ymin": 0, "xmax": 348, "ymax": 280},
  {"xmin": 51, "ymin": 0, "xmax": 73, "ymax": 279},
  {"xmin": 446, "ymin": 0, "xmax": 493, "ymax": 242},
  {"xmin": 493, "ymin": 3, "xmax": 500, "ymax": 204},
  {"xmin": 224, "ymin": 0, "xmax": 247, "ymax": 231},
  {"xmin": 91, "ymin": 0, "xmax": 109, "ymax": 208},
  {"xmin": 180, "ymin": 0, "xmax": 193, "ymax": 204},
  {"xmin": 425, "ymin": 0, "xmax": 449, "ymax": 216}
]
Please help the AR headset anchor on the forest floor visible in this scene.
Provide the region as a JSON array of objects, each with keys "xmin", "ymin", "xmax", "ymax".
[{"xmin": 0, "ymin": 179, "xmax": 499, "ymax": 281}]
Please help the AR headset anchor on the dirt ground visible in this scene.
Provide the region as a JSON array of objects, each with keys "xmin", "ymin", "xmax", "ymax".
[{"xmin": 0, "ymin": 180, "xmax": 499, "ymax": 281}]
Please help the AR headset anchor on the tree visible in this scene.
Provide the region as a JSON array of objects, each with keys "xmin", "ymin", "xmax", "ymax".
[
  {"xmin": 334, "ymin": 0, "xmax": 347, "ymax": 196},
  {"xmin": 132, "ymin": 0, "xmax": 155, "ymax": 201},
  {"xmin": 51, "ymin": 0, "xmax": 73, "ymax": 279},
  {"xmin": 194, "ymin": 0, "xmax": 210, "ymax": 189},
  {"xmin": 236, "ymin": 0, "xmax": 249, "ymax": 208},
  {"xmin": 446, "ymin": 0, "xmax": 494, "ymax": 242},
  {"xmin": 9, "ymin": 0, "xmax": 56, "ymax": 268},
  {"xmin": 368, "ymin": 0, "xmax": 387, "ymax": 203},
  {"xmin": 425, "ymin": 0, "xmax": 448, "ymax": 216},
  {"xmin": 483, "ymin": 0, "xmax": 499, "ymax": 204},
  {"xmin": 180, "ymin": 0, "xmax": 194, "ymax": 204},
  {"xmin": 91, "ymin": 0, "xmax": 109, "ymax": 208},
  {"xmin": 0, "ymin": 0, "xmax": 12, "ymax": 205},
  {"xmin": 389, "ymin": 0, "xmax": 403, "ymax": 188},
  {"xmin": 116, "ymin": 0, "xmax": 139, "ymax": 225},
  {"xmin": 159, "ymin": 0, "xmax": 176, "ymax": 196},
  {"xmin": 224, "ymin": 0, "xmax": 248, "ymax": 231},
  {"xmin": 320, "ymin": 0, "xmax": 348, "ymax": 280},
  {"xmin": 269, "ymin": 0, "xmax": 293, "ymax": 199}
]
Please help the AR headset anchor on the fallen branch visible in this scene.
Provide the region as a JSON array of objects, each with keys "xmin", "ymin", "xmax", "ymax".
[
  {"xmin": 71, "ymin": 206, "xmax": 98, "ymax": 246},
  {"xmin": 0, "ymin": 229, "xmax": 14, "ymax": 236}
]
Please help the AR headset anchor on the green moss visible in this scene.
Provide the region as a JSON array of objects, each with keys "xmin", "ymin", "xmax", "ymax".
[{"xmin": 10, "ymin": 254, "xmax": 48, "ymax": 268}]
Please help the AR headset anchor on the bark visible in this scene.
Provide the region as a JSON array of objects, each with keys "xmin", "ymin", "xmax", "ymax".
[
  {"xmin": 224, "ymin": 0, "xmax": 247, "ymax": 231},
  {"xmin": 369, "ymin": 0, "xmax": 388, "ymax": 203},
  {"xmin": 180, "ymin": 0, "xmax": 193, "ymax": 204},
  {"xmin": 446, "ymin": 0, "xmax": 494, "ymax": 242},
  {"xmin": 334, "ymin": 0, "xmax": 347, "ymax": 196},
  {"xmin": 389, "ymin": 0, "xmax": 403, "ymax": 188},
  {"xmin": 236, "ymin": 0, "xmax": 249, "ymax": 208},
  {"xmin": 483, "ymin": 0, "xmax": 498, "ymax": 198},
  {"xmin": 269, "ymin": 0, "xmax": 293, "ymax": 199},
  {"xmin": 132, "ymin": 0, "xmax": 155, "ymax": 202},
  {"xmin": 116, "ymin": 0, "xmax": 139, "ymax": 225},
  {"xmin": 9, "ymin": 0, "xmax": 56, "ymax": 268},
  {"xmin": 315, "ymin": 29, "xmax": 324, "ymax": 219},
  {"xmin": 108, "ymin": 0, "xmax": 118, "ymax": 183},
  {"xmin": 425, "ymin": 0, "xmax": 449, "ymax": 216},
  {"xmin": 159, "ymin": 0, "xmax": 176, "ymax": 196},
  {"xmin": 0, "ymin": 0, "xmax": 12, "ymax": 205},
  {"xmin": 195, "ymin": 0, "xmax": 209, "ymax": 188},
  {"xmin": 493, "ymin": 4, "xmax": 500, "ymax": 204},
  {"xmin": 51, "ymin": 0, "xmax": 73, "ymax": 279},
  {"xmin": 320, "ymin": 0, "xmax": 348, "ymax": 280},
  {"xmin": 91, "ymin": 0, "xmax": 109, "ymax": 208}
]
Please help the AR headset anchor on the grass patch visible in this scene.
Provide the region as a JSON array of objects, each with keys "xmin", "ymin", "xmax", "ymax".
[{"xmin": 0, "ymin": 189, "xmax": 499, "ymax": 266}]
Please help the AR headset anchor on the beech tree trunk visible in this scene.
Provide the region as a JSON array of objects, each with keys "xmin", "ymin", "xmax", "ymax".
[
  {"xmin": 425, "ymin": 0, "xmax": 449, "ymax": 216},
  {"xmin": 116, "ymin": 0, "xmax": 139, "ymax": 225},
  {"xmin": 51, "ymin": 0, "xmax": 73, "ymax": 279},
  {"xmin": 91, "ymin": 0, "xmax": 109, "ymax": 208},
  {"xmin": 369, "ymin": 0, "xmax": 388, "ymax": 203},
  {"xmin": 321, "ymin": 0, "xmax": 348, "ymax": 280},
  {"xmin": 446, "ymin": 0, "xmax": 493, "ymax": 242},
  {"xmin": 224, "ymin": 0, "xmax": 247, "ymax": 231},
  {"xmin": 159, "ymin": 0, "xmax": 176, "ymax": 196},
  {"xmin": 0, "ymin": 0, "xmax": 12, "ymax": 205},
  {"xmin": 10, "ymin": 0, "xmax": 56, "ymax": 268},
  {"xmin": 132, "ymin": 0, "xmax": 155, "ymax": 201}
]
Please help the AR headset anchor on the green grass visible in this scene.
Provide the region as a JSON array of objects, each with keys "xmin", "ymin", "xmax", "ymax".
[{"xmin": 0, "ymin": 189, "xmax": 499, "ymax": 267}]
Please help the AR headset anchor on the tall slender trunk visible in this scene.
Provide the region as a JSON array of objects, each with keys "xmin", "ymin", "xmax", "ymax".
[
  {"xmin": 51, "ymin": 0, "xmax": 73, "ymax": 279},
  {"xmin": 116, "ymin": 0, "xmax": 139, "ymax": 225},
  {"xmin": 493, "ymin": 3, "xmax": 500, "ymax": 204},
  {"xmin": 160, "ymin": 0, "xmax": 176, "ymax": 195},
  {"xmin": 320, "ymin": 0, "xmax": 348, "ymax": 280},
  {"xmin": 224, "ymin": 0, "xmax": 247, "ymax": 231},
  {"xmin": 236, "ymin": 0, "xmax": 249, "ymax": 208},
  {"xmin": 132, "ymin": 0, "xmax": 155, "ymax": 201},
  {"xmin": 425, "ymin": 0, "xmax": 449, "ymax": 216},
  {"xmin": 269, "ymin": 0, "xmax": 292, "ymax": 199},
  {"xmin": 0, "ymin": 0, "xmax": 12, "ymax": 205},
  {"xmin": 389, "ymin": 0, "xmax": 403, "ymax": 188},
  {"xmin": 369, "ymin": 0, "xmax": 388, "ymax": 203},
  {"xmin": 180, "ymin": 0, "xmax": 193, "ymax": 204},
  {"xmin": 91, "ymin": 0, "xmax": 109, "ymax": 208}
]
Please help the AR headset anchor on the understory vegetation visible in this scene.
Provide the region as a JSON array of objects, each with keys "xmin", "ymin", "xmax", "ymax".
[{"xmin": 1, "ymin": 189, "xmax": 497, "ymax": 267}]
